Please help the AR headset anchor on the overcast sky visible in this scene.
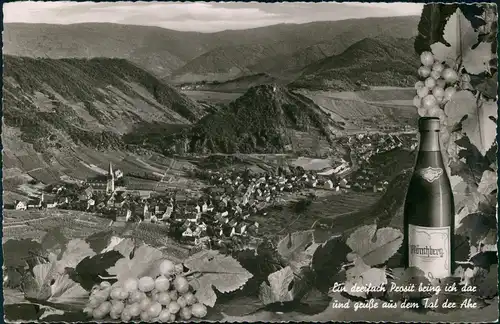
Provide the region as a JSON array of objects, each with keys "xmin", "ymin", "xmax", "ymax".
[{"xmin": 4, "ymin": 1, "xmax": 424, "ymax": 33}]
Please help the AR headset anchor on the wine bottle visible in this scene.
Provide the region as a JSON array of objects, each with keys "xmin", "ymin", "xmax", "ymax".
[{"xmin": 404, "ymin": 117, "xmax": 454, "ymax": 280}]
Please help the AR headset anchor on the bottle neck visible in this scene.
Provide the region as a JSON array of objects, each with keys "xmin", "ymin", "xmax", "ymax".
[{"xmin": 418, "ymin": 130, "xmax": 440, "ymax": 152}]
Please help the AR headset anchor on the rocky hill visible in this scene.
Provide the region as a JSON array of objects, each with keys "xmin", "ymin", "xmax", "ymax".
[
  {"xmin": 3, "ymin": 55, "xmax": 205, "ymax": 154},
  {"xmin": 158, "ymin": 84, "xmax": 342, "ymax": 155},
  {"xmin": 291, "ymin": 36, "xmax": 420, "ymax": 90}
]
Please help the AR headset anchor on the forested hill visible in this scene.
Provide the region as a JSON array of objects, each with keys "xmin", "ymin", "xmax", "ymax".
[{"xmin": 3, "ymin": 55, "xmax": 205, "ymax": 152}]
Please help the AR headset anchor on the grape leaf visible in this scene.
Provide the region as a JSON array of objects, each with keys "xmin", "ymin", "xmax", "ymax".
[
  {"xmin": 449, "ymin": 143, "xmax": 492, "ymax": 213},
  {"xmin": 3, "ymin": 303, "xmax": 41, "ymax": 322},
  {"xmin": 184, "ymin": 250, "xmax": 253, "ymax": 307},
  {"xmin": 311, "ymin": 235, "xmax": 351, "ymax": 292},
  {"xmin": 212, "ymin": 295, "xmax": 264, "ymax": 317},
  {"xmin": 39, "ymin": 306, "xmax": 65, "ymax": 320},
  {"xmin": 106, "ymin": 243, "xmax": 163, "ymax": 281},
  {"xmin": 3, "ymin": 239, "xmax": 43, "ymax": 269},
  {"xmin": 449, "ymin": 174, "xmax": 472, "ymax": 210},
  {"xmin": 456, "ymin": 212, "xmax": 496, "ymax": 246},
  {"xmin": 478, "ymin": 229, "xmax": 497, "ymax": 250},
  {"xmin": 19, "ymin": 238, "xmax": 97, "ymax": 295},
  {"xmin": 4, "ymin": 287, "xmax": 28, "ymax": 305},
  {"xmin": 5, "ymin": 267, "xmax": 25, "ymax": 290},
  {"xmin": 455, "ymin": 234, "xmax": 472, "ymax": 263},
  {"xmin": 455, "ymin": 193, "xmax": 483, "ymax": 228},
  {"xmin": 431, "ymin": 8, "xmax": 492, "ymax": 74},
  {"xmin": 39, "ymin": 310, "xmax": 89, "ymax": 322},
  {"xmin": 346, "ymin": 225, "xmax": 403, "ymax": 266},
  {"xmin": 101, "ymin": 236, "xmax": 135, "ymax": 257},
  {"xmin": 462, "ymin": 42, "xmax": 495, "ymax": 75},
  {"xmin": 473, "ymin": 264, "xmax": 498, "ymax": 298},
  {"xmin": 449, "ymin": 161, "xmax": 480, "ymax": 205},
  {"xmin": 69, "ymin": 251, "xmax": 124, "ymax": 291},
  {"xmin": 288, "ymin": 266, "xmax": 318, "ymax": 303},
  {"xmin": 414, "ymin": 4, "xmax": 459, "ymax": 54},
  {"xmin": 472, "ymin": 99, "xmax": 498, "ymax": 155},
  {"xmin": 455, "ymin": 136, "xmax": 493, "ymax": 178},
  {"xmin": 445, "ymin": 130, "xmax": 465, "ymax": 158},
  {"xmin": 462, "ymin": 4, "xmax": 488, "ymax": 29},
  {"xmin": 344, "ymin": 258, "xmax": 387, "ymax": 298},
  {"xmin": 3, "ymin": 291, "xmax": 69, "ymax": 322},
  {"xmin": 454, "ymin": 265, "xmax": 468, "ymax": 284},
  {"xmin": 477, "ymin": 170, "xmax": 497, "ymax": 195},
  {"xmin": 386, "ymin": 267, "xmax": 432, "ymax": 301},
  {"xmin": 46, "ymin": 273, "xmax": 89, "ymax": 307},
  {"xmin": 277, "ymin": 230, "xmax": 314, "ymax": 262},
  {"xmin": 277, "ymin": 230, "xmax": 320, "ymax": 271},
  {"xmin": 444, "ymin": 91, "xmax": 497, "ymax": 155},
  {"xmin": 24, "ymin": 263, "xmax": 53, "ymax": 301},
  {"xmin": 456, "ymin": 185, "xmax": 496, "ymax": 226},
  {"xmin": 5, "ymin": 286, "xmax": 70, "ymax": 320},
  {"xmin": 290, "ymin": 288, "xmax": 331, "ymax": 315},
  {"xmin": 475, "ymin": 72, "xmax": 498, "ymax": 99},
  {"xmin": 41, "ymin": 227, "xmax": 69, "ymax": 256},
  {"xmin": 85, "ymin": 230, "xmax": 115, "ymax": 253},
  {"xmin": 444, "ymin": 91, "xmax": 477, "ymax": 126},
  {"xmin": 469, "ymin": 251, "xmax": 498, "ymax": 269},
  {"xmin": 259, "ymin": 266, "xmax": 295, "ymax": 305},
  {"xmin": 24, "ymin": 262, "xmax": 88, "ymax": 309},
  {"xmin": 456, "ymin": 186, "xmax": 498, "ymax": 252}
]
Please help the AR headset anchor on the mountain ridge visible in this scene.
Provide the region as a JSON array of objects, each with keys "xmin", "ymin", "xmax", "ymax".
[
  {"xmin": 3, "ymin": 55, "xmax": 205, "ymax": 154},
  {"xmin": 291, "ymin": 36, "xmax": 419, "ymax": 90},
  {"xmin": 4, "ymin": 16, "xmax": 419, "ymax": 82},
  {"xmin": 169, "ymin": 16, "xmax": 419, "ymax": 83}
]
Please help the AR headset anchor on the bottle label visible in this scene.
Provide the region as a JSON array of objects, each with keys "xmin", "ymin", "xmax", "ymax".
[
  {"xmin": 417, "ymin": 167, "xmax": 443, "ymax": 183},
  {"xmin": 408, "ymin": 224, "xmax": 450, "ymax": 279}
]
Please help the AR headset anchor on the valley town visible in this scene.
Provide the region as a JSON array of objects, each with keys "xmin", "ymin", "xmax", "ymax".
[{"xmin": 6, "ymin": 132, "xmax": 416, "ymax": 250}]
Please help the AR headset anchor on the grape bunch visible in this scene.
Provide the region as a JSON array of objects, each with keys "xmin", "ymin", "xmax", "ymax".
[
  {"xmin": 413, "ymin": 51, "xmax": 468, "ymax": 119},
  {"xmin": 84, "ymin": 259, "xmax": 208, "ymax": 322}
]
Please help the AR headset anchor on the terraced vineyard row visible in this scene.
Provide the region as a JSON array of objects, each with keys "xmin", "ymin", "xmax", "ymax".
[
  {"xmin": 2, "ymin": 225, "xmax": 47, "ymax": 242},
  {"xmin": 3, "ymin": 210, "xmax": 110, "ymax": 242},
  {"xmin": 257, "ymin": 191, "xmax": 381, "ymax": 236},
  {"xmin": 3, "ymin": 209, "xmax": 192, "ymax": 262}
]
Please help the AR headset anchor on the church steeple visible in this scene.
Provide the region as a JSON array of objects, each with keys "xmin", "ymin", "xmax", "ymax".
[{"xmin": 106, "ymin": 162, "xmax": 115, "ymax": 195}]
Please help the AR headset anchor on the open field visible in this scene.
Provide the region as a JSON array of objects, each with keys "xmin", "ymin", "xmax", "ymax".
[
  {"xmin": 300, "ymin": 88, "xmax": 416, "ymax": 107},
  {"xmin": 2, "ymin": 209, "xmax": 192, "ymax": 262},
  {"xmin": 180, "ymin": 90, "xmax": 243, "ymax": 104},
  {"xmin": 291, "ymin": 157, "xmax": 333, "ymax": 171},
  {"xmin": 180, "ymin": 87, "xmax": 417, "ymax": 111},
  {"xmin": 355, "ymin": 87, "xmax": 416, "ymax": 102},
  {"xmin": 2, "ymin": 209, "xmax": 110, "ymax": 243},
  {"xmin": 256, "ymin": 191, "xmax": 382, "ymax": 237},
  {"xmin": 300, "ymin": 89, "xmax": 417, "ymax": 133}
]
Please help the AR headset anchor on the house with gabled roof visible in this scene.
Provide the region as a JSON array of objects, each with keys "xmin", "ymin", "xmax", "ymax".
[{"xmin": 15, "ymin": 200, "xmax": 27, "ymax": 211}]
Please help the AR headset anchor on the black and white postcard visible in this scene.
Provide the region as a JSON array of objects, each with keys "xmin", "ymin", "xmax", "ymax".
[{"xmin": 2, "ymin": 2, "xmax": 498, "ymax": 322}]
